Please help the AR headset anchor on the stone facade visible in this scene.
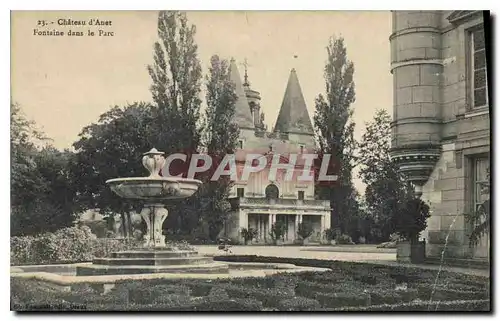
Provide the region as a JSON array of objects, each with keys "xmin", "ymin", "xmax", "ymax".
[
  {"xmin": 220, "ymin": 60, "xmax": 331, "ymax": 244},
  {"xmin": 390, "ymin": 11, "xmax": 490, "ymax": 261}
]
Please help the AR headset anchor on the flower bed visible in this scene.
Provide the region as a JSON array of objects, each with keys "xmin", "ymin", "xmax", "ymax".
[{"xmin": 11, "ymin": 256, "xmax": 490, "ymax": 312}]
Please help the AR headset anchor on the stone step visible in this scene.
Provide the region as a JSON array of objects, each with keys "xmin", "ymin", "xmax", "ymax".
[
  {"xmin": 93, "ymin": 256, "xmax": 213, "ymax": 266},
  {"xmin": 112, "ymin": 250, "xmax": 199, "ymax": 259},
  {"xmin": 76, "ymin": 262, "xmax": 229, "ymax": 276}
]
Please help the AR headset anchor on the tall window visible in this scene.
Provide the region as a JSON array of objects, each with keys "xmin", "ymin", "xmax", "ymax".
[
  {"xmin": 472, "ymin": 157, "xmax": 489, "ymax": 212},
  {"xmin": 298, "ymin": 191, "xmax": 305, "ymax": 201},
  {"xmin": 238, "ymin": 140, "xmax": 243, "ymax": 149},
  {"xmin": 469, "ymin": 26, "xmax": 488, "ymax": 109},
  {"xmin": 237, "ymin": 188, "xmax": 245, "ymax": 198}
]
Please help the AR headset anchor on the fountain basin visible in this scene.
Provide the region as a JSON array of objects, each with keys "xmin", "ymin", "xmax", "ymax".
[{"xmin": 106, "ymin": 177, "xmax": 202, "ymax": 200}]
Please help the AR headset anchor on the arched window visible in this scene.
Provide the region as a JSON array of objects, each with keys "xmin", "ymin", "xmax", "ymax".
[{"xmin": 265, "ymin": 184, "xmax": 279, "ymax": 200}]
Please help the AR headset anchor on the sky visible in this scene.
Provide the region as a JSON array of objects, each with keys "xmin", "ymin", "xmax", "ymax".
[{"xmin": 11, "ymin": 11, "xmax": 393, "ymax": 194}]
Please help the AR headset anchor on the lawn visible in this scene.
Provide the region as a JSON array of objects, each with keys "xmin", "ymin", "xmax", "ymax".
[{"xmin": 11, "ymin": 256, "xmax": 490, "ymax": 312}]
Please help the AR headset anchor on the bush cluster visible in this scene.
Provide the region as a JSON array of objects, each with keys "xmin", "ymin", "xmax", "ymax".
[{"xmin": 11, "ymin": 226, "xmax": 141, "ymax": 265}]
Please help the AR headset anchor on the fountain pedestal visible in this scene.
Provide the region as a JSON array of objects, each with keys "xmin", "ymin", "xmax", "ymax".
[
  {"xmin": 140, "ymin": 204, "xmax": 169, "ymax": 248},
  {"xmin": 76, "ymin": 148, "xmax": 229, "ymax": 277},
  {"xmin": 76, "ymin": 249, "xmax": 229, "ymax": 276}
]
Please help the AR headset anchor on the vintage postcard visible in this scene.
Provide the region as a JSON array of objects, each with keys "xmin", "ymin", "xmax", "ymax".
[{"xmin": 10, "ymin": 10, "xmax": 491, "ymax": 312}]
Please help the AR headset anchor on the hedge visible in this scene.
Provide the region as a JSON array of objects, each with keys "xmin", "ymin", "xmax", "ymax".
[
  {"xmin": 313, "ymin": 292, "xmax": 371, "ymax": 308},
  {"xmin": 11, "ymin": 226, "xmax": 141, "ymax": 266},
  {"xmin": 11, "ymin": 254, "xmax": 490, "ymax": 312},
  {"xmin": 214, "ymin": 255, "xmax": 489, "ymax": 287},
  {"xmin": 322, "ymin": 300, "xmax": 491, "ymax": 312},
  {"xmin": 221, "ymin": 284, "xmax": 295, "ymax": 308},
  {"xmin": 277, "ymin": 297, "xmax": 321, "ymax": 311}
]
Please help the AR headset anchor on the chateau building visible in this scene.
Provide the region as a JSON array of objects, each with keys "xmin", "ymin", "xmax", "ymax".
[
  {"xmin": 390, "ymin": 11, "xmax": 490, "ymax": 262},
  {"xmin": 221, "ymin": 59, "xmax": 331, "ymax": 244}
]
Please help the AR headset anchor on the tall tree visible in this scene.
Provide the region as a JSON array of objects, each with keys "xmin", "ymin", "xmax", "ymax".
[
  {"xmin": 147, "ymin": 10, "xmax": 203, "ymax": 157},
  {"xmin": 71, "ymin": 103, "xmax": 155, "ymax": 238},
  {"xmin": 313, "ymin": 36, "xmax": 358, "ymax": 235},
  {"xmin": 358, "ymin": 109, "xmax": 410, "ymax": 242},
  {"xmin": 11, "ymin": 104, "xmax": 78, "ymax": 236},
  {"xmin": 198, "ymin": 55, "xmax": 239, "ymax": 240}
]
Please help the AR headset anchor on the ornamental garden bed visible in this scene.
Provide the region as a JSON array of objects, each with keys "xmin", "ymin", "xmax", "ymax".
[{"xmin": 11, "ymin": 256, "xmax": 490, "ymax": 312}]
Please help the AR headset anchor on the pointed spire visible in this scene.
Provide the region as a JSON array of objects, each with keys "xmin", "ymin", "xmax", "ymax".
[
  {"xmin": 229, "ymin": 59, "xmax": 254, "ymax": 129},
  {"xmin": 273, "ymin": 68, "xmax": 314, "ymax": 135},
  {"xmin": 241, "ymin": 58, "xmax": 250, "ymax": 87}
]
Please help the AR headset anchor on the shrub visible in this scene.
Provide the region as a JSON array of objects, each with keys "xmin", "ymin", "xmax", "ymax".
[
  {"xmin": 269, "ymin": 221, "xmax": 287, "ymax": 243},
  {"xmin": 207, "ymin": 286, "xmax": 230, "ymax": 300},
  {"xmin": 123, "ymin": 283, "xmax": 191, "ymax": 305},
  {"xmin": 11, "ymin": 226, "xmax": 141, "ymax": 265},
  {"xmin": 241, "ymin": 228, "xmax": 258, "ymax": 245},
  {"xmin": 80, "ymin": 220, "xmax": 108, "ymax": 238},
  {"xmin": 176, "ymin": 298, "xmax": 264, "ymax": 311},
  {"xmin": 185, "ymin": 281, "xmax": 215, "ymax": 297},
  {"xmin": 353, "ymin": 272, "xmax": 378, "ymax": 285},
  {"xmin": 297, "ymin": 222, "xmax": 313, "ymax": 240},
  {"xmin": 277, "ymin": 297, "xmax": 321, "ymax": 311},
  {"xmin": 222, "ymin": 284, "xmax": 294, "ymax": 308},
  {"xmin": 323, "ymin": 228, "xmax": 335, "ymax": 241},
  {"xmin": 394, "ymin": 198, "xmax": 431, "ymax": 243},
  {"xmin": 327, "ymin": 300, "xmax": 490, "ymax": 312},
  {"xmin": 336, "ymin": 234, "xmax": 355, "ymax": 245},
  {"xmin": 367, "ymin": 290, "xmax": 403, "ymax": 305},
  {"xmin": 416, "ymin": 285, "xmax": 489, "ymax": 301},
  {"xmin": 314, "ymin": 292, "xmax": 371, "ymax": 308}
]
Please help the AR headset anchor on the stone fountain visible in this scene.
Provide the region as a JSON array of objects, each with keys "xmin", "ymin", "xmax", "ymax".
[{"xmin": 76, "ymin": 148, "xmax": 230, "ymax": 276}]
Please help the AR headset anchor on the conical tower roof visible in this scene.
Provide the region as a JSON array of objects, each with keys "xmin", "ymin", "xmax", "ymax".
[
  {"xmin": 274, "ymin": 68, "xmax": 314, "ymax": 135},
  {"xmin": 229, "ymin": 59, "xmax": 254, "ymax": 129}
]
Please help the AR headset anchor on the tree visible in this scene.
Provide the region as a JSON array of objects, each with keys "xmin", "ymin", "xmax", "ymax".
[
  {"xmin": 147, "ymin": 10, "xmax": 203, "ymax": 157},
  {"xmin": 358, "ymin": 109, "xmax": 410, "ymax": 242},
  {"xmin": 71, "ymin": 103, "xmax": 155, "ymax": 238},
  {"xmin": 11, "ymin": 104, "xmax": 78, "ymax": 236},
  {"xmin": 145, "ymin": 11, "xmax": 205, "ymax": 238},
  {"xmin": 313, "ymin": 36, "xmax": 359, "ymax": 235},
  {"xmin": 11, "ymin": 103, "xmax": 48, "ymax": 210},
  {"xmin": 196, "ymin": 55, "xmax": 239, "ymax": 240},
  {"xmin": 72, "ymin": 11, "xmax": 206, "ymax": 240},
  {"xmin": 393, "ymin": 197, "xmax": 431, "ymax": 243}
]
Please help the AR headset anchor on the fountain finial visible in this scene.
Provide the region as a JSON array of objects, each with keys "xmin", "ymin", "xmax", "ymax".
[{"xmin": 142, "ymin": 148, "xmax": 166, "ymax": 178}]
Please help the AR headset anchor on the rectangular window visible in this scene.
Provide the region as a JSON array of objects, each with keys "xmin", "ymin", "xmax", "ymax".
[
  {"xmin": 299, "ymin": 144, "xmax": 305, "ymax": 154},
  {"xmin": 298, "ymin": 191, "xmax": 305, "ymax": 201},
  {"xmin": 237, "ymin": 188, "xmax": 245, "ymax": 198},
  {"xmin": 238, "ymin": 140, "xmax": 243, "ymax": 149},
  {"xmin": 472, "ymin": 157, "xmax": 489, "ymax": 211},
  {"xmin": 469, "ymin": 26, "xmax": 488, "ymax": 109}
]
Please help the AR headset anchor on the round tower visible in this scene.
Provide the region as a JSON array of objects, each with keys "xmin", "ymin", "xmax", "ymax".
[{"xmin": 389, "ymin": 11, "xmax": 443, "ymax": 196}]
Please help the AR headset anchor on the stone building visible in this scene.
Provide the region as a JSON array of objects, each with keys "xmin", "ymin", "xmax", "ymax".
[
  {"xmin": 221, "ymin": 59, "xmax": 331, "ymax": 244},
  {"xmin": 390, "ymin": 11, "xmax": 490, "ymax": 262}
]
